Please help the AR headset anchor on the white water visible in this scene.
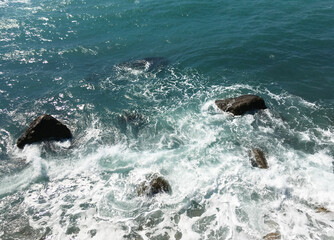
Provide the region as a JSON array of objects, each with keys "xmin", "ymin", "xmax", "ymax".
[{"xmin": 1, "ymin": 70, "xmax": 334, "ymax": 240}]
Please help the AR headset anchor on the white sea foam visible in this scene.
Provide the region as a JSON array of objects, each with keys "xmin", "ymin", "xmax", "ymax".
[{"xmin": 1, "ymin": 69, "xmax": 334, "ymax": 239}]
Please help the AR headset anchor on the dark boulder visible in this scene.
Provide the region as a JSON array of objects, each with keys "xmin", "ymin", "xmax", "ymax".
[
  {"xmin": 215, "ymin": 95, "xmax": 267, "ymax": 116},
  {"xmin": 249, "ymin": 148, "xmax": 268, "ymax": 169},
  {"xmin": 137, "ymin": 174, "xmax": 171, "ymax": 197},
  {"xmin": 17, "ymin": 114, "xmax": 72, "ymax": 149}
]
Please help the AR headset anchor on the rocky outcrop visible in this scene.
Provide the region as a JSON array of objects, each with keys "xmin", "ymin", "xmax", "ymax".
[
  {"xmin": 215, "ymin": 95, "xmax": 267, "ymax": 115},
  {"xmin": 137, "ymin": 174, "xmax": 171, "ymax": 197},
  {"xmin": 17, "ymin": 114, "xmax": 72, "ymax": 149},
  {"xmin": 250, "ymin": 148, "xmax": 268, "ymax": 169}
]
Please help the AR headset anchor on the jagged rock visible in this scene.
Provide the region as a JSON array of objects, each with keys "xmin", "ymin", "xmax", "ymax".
[
  {"xmin": 215, "ymin": 95, "xmax": 267, "ymax": 116},
  {"xmin": 250, "ymin": 148, "xmax": 268, "ymax": 169},
  {"xmin": 17, "ymin": 115, "xmax": 72, "ymax": 149},
  {"xmin": 137, "ymin": 174, "xmax": 171, "ymax": 197},
  {"xmin": 316, "ymin": 207, "xmax": 330, "ymax": 213},
  {"xmin": 263, "ymin": 232, "xmax": 281, "ymax": 240}
]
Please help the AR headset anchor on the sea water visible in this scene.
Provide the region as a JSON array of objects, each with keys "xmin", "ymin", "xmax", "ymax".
[{"xmin": 0, "ymin": 0, "xmax": 334, "ymax": 239}]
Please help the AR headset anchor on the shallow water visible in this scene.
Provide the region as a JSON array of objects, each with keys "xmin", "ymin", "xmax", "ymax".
[{"xmin": 1, "ymin": 0, "xmax": 334, "ymax": 239}]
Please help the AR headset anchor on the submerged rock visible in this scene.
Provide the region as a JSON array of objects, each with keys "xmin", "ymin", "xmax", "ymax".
[
  {"xmin": 66, "ymin": 226, "xmax": 80, "ymax": 235},
  {"xmin": 249, "ymin": 148, "xmax": 268, "ymax": 169},
  {"xmin": 117, "ymin": 110, "xmax": 148, "ymax": 138},
  {"xmin": 88, "ymin": 229, "xmax": 97, "ymax": 238},
  {"xmin": 17, "ymin": 114, "xmax": 72, "ymax": 149},
  {"xmin": 215, "ymin": 95, "xmax": 267, "ymax": 116},
  {"xmin": 137, "ymin": 174, "xmax": 171, "ymax": 197},
  {"xmin": 117, "ymin": 110, "xmax": 147, "ymax": 127},
  {"xmin": 186, "ymin": 200, "xmax": 205, "ymax": 218},
  {"xmin": 123, "ymin": 231, "xmax": 143, "ymax": 240},
  {"xmin": 174, "ymin": 231, "xmax": 182, "ymax": 240},
  {"xmin": 118, "ymin": 57, "xmax": 168, "ymax": 72}
]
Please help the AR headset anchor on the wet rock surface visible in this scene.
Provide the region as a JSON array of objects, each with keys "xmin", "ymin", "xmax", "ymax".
[
  {"xmin": 215, "ymin": 95, "xmax": 267, "ymax": 116},
  {"xmin": 263, "ymin": 232, "xmax": 281, "ymax": 240},
  {"xmin": 186, "ymin": 200, "xmax": 205, "ymax": 218},
  {"xmin": 316, "ymin": 207, "xmax": 330, "ymax": 213},
  {"xmin": 17, "ymin": 115, "xmax": 72, "ymax": 149},
  {"xmin": 137, "ymin": 174, "xmax": 171, "ymax": 197},
  {"xmin": 250, "ymin": 148, "xmax": 268, "ymax": 169}
]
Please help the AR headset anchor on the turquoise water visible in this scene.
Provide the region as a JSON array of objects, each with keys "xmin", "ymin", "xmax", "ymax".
[{"xmin": 1, "ymin": 0, "xmax": 334, "ymax": 239}]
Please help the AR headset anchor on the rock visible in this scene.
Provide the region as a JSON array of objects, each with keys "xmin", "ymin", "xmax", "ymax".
[
  {"xmin": 88, "ymin": 229, "xmax": 97, "ymax": 238},
  {"xmin": 17, "ymin": 115, "xmax": 72, "ymax": 149},
  {"xmin": 137, "ymin": 174, "xmax": 171, "ymax": 197},
  {"xmin": 175, "ymin": 231, "xmax": 182, "ymax": 240},
  {"xmin": 117, "ymin": 110, "xmax": 148, "ymax": 138},
  {"xmin": 84, "ymin": 72, "xmax": 101, "ymax": 82},
  {"xmin": 117, "ymin": 110, "xmax": 147, "ymax": 127},
  {"xmin": 316, "ymin": 207, "xmax": 330, "ymax": 213},
  {"xmin": 215, "ymin": 95, "xmax": 267, "ymax": 116},
  {"xmin": 123, "ymin": 231, "xmax": 143, "ymax": 240},
  {"xmin": 66, "ymin": 226, "xmax": 80, "ymax": 235},
  {"xmin": 186, "ymin": 200, "xmax": 205, "ymax": 218},
  {"xmin": 250, "ymin": 148, "xmax": 268, "ymax": 169},
  {"xmin": 263, "ymin": 232, "xmax": 281, "ymax": 240}
]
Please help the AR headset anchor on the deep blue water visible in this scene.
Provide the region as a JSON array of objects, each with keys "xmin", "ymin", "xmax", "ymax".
[{"xmin": 1, "ymin": 0, "xmax": 334, "ymax": 239}]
